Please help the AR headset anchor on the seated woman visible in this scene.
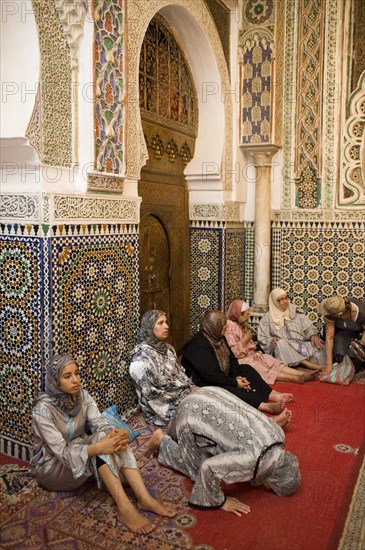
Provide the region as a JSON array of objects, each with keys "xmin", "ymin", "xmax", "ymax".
[
  {"xmin": 30, "ymin": 354, "xmax": 175, "ymax": 534},
  {"xmin": 181, "ymin": 310, "xmax": 293, "ymax": 427},
  {"xmin": 258, "ymin": 288, "xmax": 325, "ymax": 371},
  {"xmin": 225, "ymin": 300, "xmax": 317, "ymax": 384},
  {"xmin": 317, "ymin": 296, "xmax": 365, "ymax": 374},
  {"xmin": 129, "ymin": 310, "xmax": 195, "ymax": 427},
  {"xmin": 145, "ymin": 386, "xmax": 301, "ymax": 514}
]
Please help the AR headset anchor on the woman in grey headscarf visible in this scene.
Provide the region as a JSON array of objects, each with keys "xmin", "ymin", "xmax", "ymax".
[
  {"xmin": 30, "ymin": 354, "xmax": 175, "ymax": 534},
  {"xmin": 129, "ymin": 311, "xmax": 195, "ymax": 426},
  {"xmin": 145, "ymin": 386, "xmax": 301, "ymax": 514}
]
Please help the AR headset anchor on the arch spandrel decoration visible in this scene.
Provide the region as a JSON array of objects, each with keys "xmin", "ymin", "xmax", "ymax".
[
  {"xmin": 126, "ymin": 0, "xmax": 232, "ymax": 189},
  {"xmin": 339, "ymin": 71, "xmax": 365, "ymax": 207}
]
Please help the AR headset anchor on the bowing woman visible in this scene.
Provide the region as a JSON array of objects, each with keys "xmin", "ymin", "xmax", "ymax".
[
  {"xmin": 145, "ymin": 387, "xmax": 301, "ymax": 514},
  {"xmin": 181, "ymin": 310, "xmax": 293, "ymax": 428},
  {"xmin": 317, "ymin": 296, "xmax": 365, "ymax": 374},
  {"xmin": 30, "ymin": 355, "xmax": 176, "ymax": 534}
]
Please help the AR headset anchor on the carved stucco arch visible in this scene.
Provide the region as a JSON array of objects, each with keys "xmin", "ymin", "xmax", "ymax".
[{"xmin": 126, "ymin": 0, "xmax": 233, "ymax": 189}]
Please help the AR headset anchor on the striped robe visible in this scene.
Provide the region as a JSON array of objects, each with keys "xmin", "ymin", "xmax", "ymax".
[{"xmin": 258, "ymin": 305, "xmax": 326, "ymax": 366}]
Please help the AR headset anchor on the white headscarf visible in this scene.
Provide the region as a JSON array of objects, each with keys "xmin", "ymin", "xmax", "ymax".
[{"xmin": 269, "ymin": 288, "xmax": 292, "ymax": 330}]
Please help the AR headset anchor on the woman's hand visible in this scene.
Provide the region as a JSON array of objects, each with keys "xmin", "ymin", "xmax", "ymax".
[
  {"xmin": 221, "ymin": 497, "xmax": 251, "ymax": 516},
  {"xmin": 95, "ymin": 429, "xmax": 129, "ymax": 455},
  {"xmin": 311, "ymin": 335, "xmax": 324, "ymax": 349},
  {"xmin": 271, "ymin": 338, "xmax": 279, "ymax": 348},
  {"xmin": 242, "ymin": 330, "xmax": 253, "ymax": 345},
  {"xmin": 236, "ymin": 376, "xmax": 251, "ymax": 391},
  {"xmin": 108, "ymin": 428, "xmax": 129, "ymax": 450}
]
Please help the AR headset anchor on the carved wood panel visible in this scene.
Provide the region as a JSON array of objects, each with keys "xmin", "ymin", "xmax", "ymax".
[{"xmin": 139, "ymin": 214, "xmax": 171, "ymax": 318}]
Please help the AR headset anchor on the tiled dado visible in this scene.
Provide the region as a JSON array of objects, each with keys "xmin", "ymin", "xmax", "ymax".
[
  {"xmin": 0, "ymin": 220, "xmax": 140, "ymax": 460},
  {"xmin": 271, "ymin": 220, "xmax": 365, "ymax": 330},
  {"xmin": 189, "ymin": 222, "xmax": 254, "ymax": 334}
]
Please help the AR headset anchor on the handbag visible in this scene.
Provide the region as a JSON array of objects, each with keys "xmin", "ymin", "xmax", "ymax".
[
  {"xmin": 319, "ymin": 355, "xmax": 355, "ymax": 385},
  {"xmin": 348, "ymin": 339, "xmax": 365, "ymax": 360}
]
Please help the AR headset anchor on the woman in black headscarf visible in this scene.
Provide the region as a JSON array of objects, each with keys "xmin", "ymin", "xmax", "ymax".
[
  {"xmin": 30, "ymin": 354, "xmax": 175, "ymax": 533},
  {"xmin": 181, "ymin": 311, "xmax": 293, "ymax": 427},
  {"xmin": 129, "ymin": 310, "xmax": 195, "ymax": 426}
]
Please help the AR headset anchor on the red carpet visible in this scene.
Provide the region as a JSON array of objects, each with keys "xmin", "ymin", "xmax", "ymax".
[
  {"xmin": 1, "ymin": 378, "xmax": 364, "ymax": 549},
  {"xmin": 187, "ymin": 379, "xmax": 365, "ymax": 550}
]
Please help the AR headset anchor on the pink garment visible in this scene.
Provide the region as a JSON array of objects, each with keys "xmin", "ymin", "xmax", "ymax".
[{"xmin": 225, "ymin": 319, "xmax": 284, "ymax": 385}]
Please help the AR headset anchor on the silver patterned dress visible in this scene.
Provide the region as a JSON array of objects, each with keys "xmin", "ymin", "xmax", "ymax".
[
  {"xmin": 30, "ymin": 389, "xmax": 138, "ymax": 491},
  {"xmin": 158, "ymin": 386, "xmax": 288, "ymax": 508},
  {"xmin": 129, "ymin": 343, "xmax": 194, "ymax": 426}
]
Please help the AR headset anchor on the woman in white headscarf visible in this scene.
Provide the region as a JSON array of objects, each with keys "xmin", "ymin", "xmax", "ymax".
[
  {"xmin": 30, "ymin": 354, "xmax": 175, "ymax": 534},
  {"xmin": 258, "ymin": 289, "xmax": 325, "ymax": 371},
  {"xmin": 225, "ymin": 300, "xmax": 317, "ymax": 384}
]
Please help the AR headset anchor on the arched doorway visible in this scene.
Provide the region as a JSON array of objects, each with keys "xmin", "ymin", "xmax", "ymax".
[{"xmin": 138, "ymin": 14, "xmax": 197, "ymax": 353}]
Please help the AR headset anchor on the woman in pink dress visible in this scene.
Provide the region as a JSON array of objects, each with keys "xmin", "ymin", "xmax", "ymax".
[{"xmin": 225, "ymin": 300, "xmax": 317, "ymax": 385}]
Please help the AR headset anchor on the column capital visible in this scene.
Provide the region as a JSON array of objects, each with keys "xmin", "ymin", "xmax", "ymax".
[{"xmin": 240, "ymin": 144, "xmax": 281, "ymax": 166}]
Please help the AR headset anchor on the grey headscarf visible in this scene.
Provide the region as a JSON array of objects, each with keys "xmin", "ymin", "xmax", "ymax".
[
  {"xmin": 252, "ymin": 450, "xmax": 301, "ymax": 496},
  {"xmin": 42, "ymin": 354, "xmax": 82, "ymax": 417},
  {"xmin": 138, "ymin": 310, "xmax": 169, "ymax": 354}
]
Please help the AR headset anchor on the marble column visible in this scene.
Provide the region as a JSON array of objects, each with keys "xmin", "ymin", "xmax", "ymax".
[{"xmin": 244, "ymin": 145, "xmax": 280, "ymax": 313}]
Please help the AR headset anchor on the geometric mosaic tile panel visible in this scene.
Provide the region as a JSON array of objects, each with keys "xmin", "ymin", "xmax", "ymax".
[
  {"xmin": 190, "ymin": 227, "xmax": 223, "ymax": 335},
  {"xmin": 0, "ymin": 236, "xmax": 46, "ymax": 460},
  {"xmin": 0, "ymin": 228, "xmax": 141, "ymax": 460},
  {"xmin": 272, "ymin": 222, "xmax": 365, "ymax": 331},
  {"xmin": 51, "ymin": 233, "xmax": 140, "ymax": 415},
  {"xmin": 225, "ymin": 228, "xmax": 244, "ymax": 309},
  {"xmin": 243, "ymin": 223, "xmax": 255, "ymax": 304}
]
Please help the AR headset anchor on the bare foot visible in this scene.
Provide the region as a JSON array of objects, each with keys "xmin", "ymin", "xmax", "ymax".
[
  {"xmin": 270, "ymin": 390, "xmax": 293, "ymax": 404},
  {"xmin": 300, "ymin": 360, "xmax": 323, "ymax": 371},
  {"xmin": 117, "ymin": 506, "xmax": 155, "ymax": 534},
  {"xmin": 262, "ymin": 400, "xmax": 284, "ymax": 414},
  {"xmin": 321, "ymin": 367, "xmax": 332, "ymax": 376},
  {"xmin": 273, "ymin": 408, "xmax": 292, "ymax": 429},
  {"xmin": 145, "ymin": 428, "xmax": 165, "ymax": 457},
  {"xmin": 138, "ymin": 497, "xmax": 177, "ymax": 518},
  {"xmin": 301, "ymin": 370, "xmax": 320, "ymax": 382},
  {"xmin": 279, "ymin": 392, "xmax": 294, "ymax": 403}
]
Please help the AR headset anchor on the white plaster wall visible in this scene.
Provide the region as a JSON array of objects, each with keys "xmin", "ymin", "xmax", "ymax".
[
  {"xmin": 271, "ymin": 149, "xmax": 283, "ymax": 211},
  {"xmin": 0, "ymin": 0, "xmax": 40, "ymax": 137},
  {"xmin": 159, "ymin": 5, "xmax": 225, "ymax": 182},
  {"xmin": 75, "ymin": 6, "xmax": 95, "ymax": 193}
]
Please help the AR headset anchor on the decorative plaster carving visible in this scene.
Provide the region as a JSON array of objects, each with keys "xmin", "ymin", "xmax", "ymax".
[
  {"xmin": 339, "ymin": 71, "xmax": 365, "ymax": 207},
  {"xmin": 32, "ymin": 0, "xmax": 72, "ymax": 167},
  {"xmin": 25, "ymin": 85, "xmax": 42, "ymax": 161},
  {"xmin": 0, "ymin": 194, "xmax": 40, "ymax": 221},
  {"xmin": 87, "ymin": 173, "xmax": 124, "ymax": 192},
  {"xmin": 55, "ymin": 0, "xmax": 87, "ymax": 67},
  {"xmin": 191, "ymin": 201, "xmax": 241, "ymax": 221},
  {"xmin": 294, "ymin": 0, "xmax": 325, "ymax": 208},
  {"xmin": 52, "ymin": 195, "xmax": 139, "ymax": 223}
]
